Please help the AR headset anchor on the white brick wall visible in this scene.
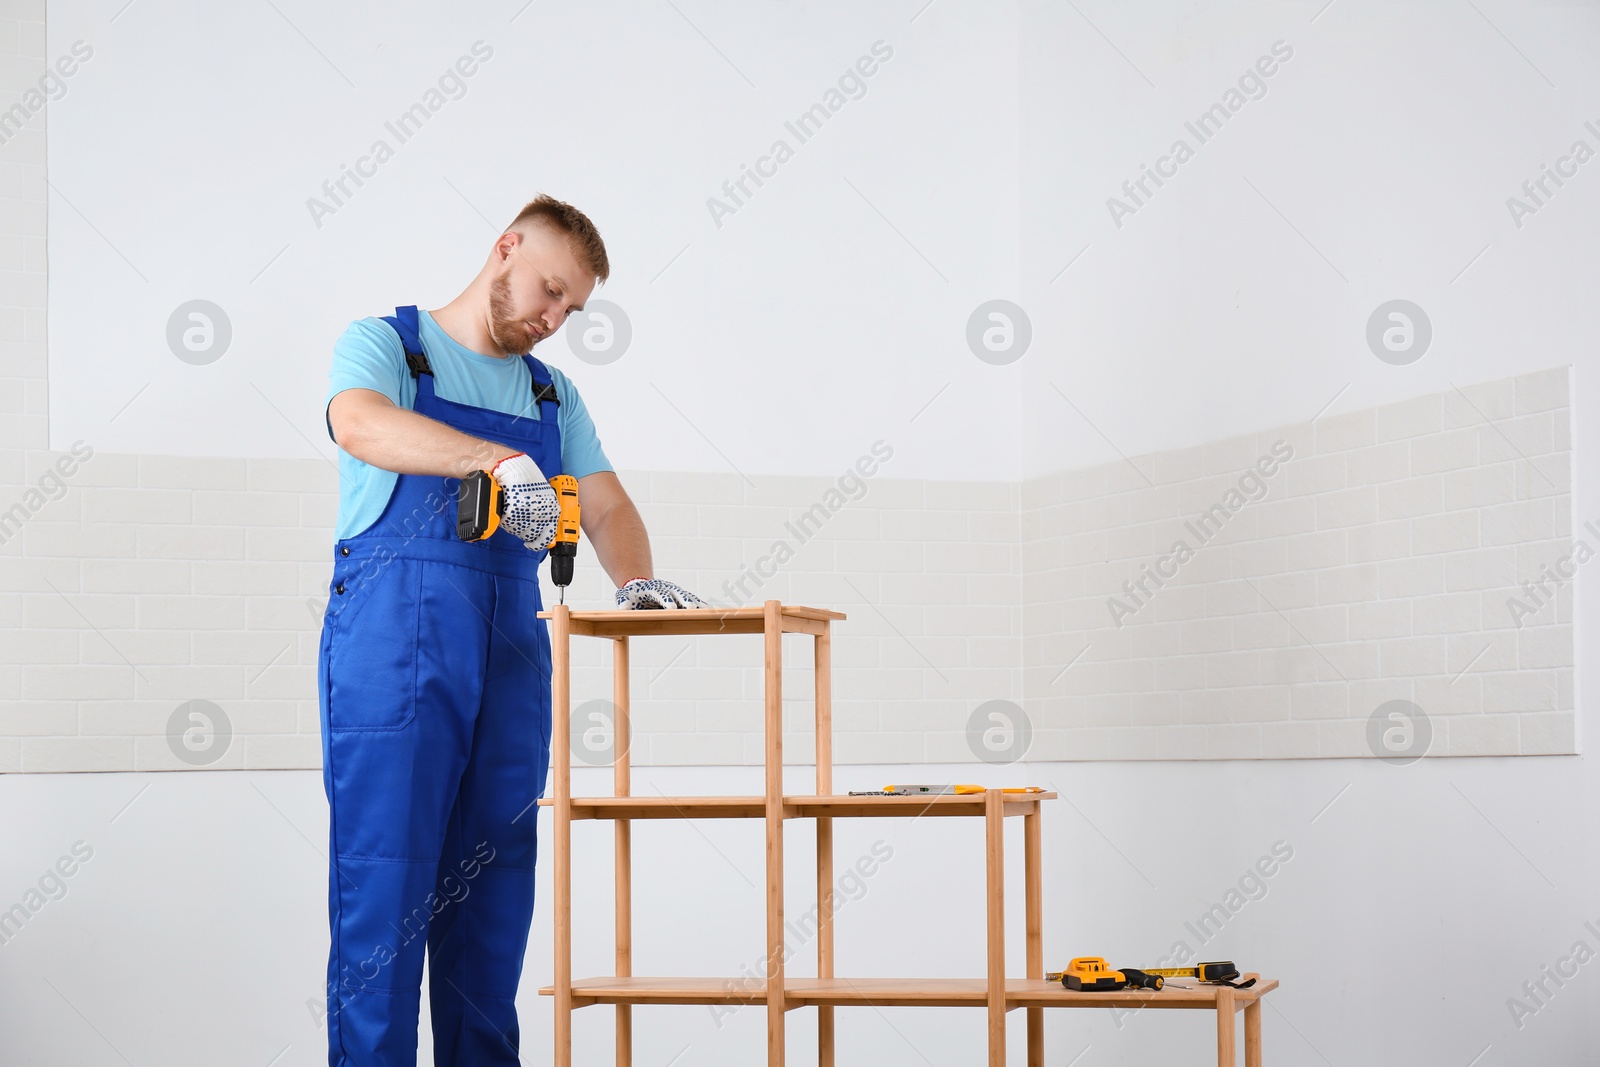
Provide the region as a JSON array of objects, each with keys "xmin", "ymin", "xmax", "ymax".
[
  {"xmin": 2, "ymin": 448, "xmax": 1025, "ymax": 771},
  {"xmin": 561, "ymin": 469, "xmax": 1024, "ymax": 768},
  {"xmin": 1021, "ymin": 368, "xmax": 1575, "ymax": 760},
  {"xmin": 5, "ymin": 364, "xmax": 1571, "ymax": 772}
]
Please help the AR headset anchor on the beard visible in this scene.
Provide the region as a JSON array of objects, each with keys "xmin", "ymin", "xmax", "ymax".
[{"xmin": 486, "ymin": 267, "xmax": 536, "ymax": 356}]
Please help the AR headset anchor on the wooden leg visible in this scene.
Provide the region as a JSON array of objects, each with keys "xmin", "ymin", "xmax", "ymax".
[
  {"xmin": 552, "ymin": 605, "xmax": 573, "ymax": 1067},
  {"xmin": 1216, "ymin": 987, "xmax": 1236, "ymax": 1067},
  {"xmin": 1244, "ymin": 998, "xmax": 1261, "ymax": 1067},
  {"xmin": 763, "ymin": 601, "xmax": 785, "ymax": 1066},
  {"xmin": 614, "ymin": 818, "xmax": 631, "ymax": 1065},
  {"xmin": 816, "ymin": 815, "xmax": 834, "ymax": 1067},
  {"xmin": 1024, "ymin": 808, "xmax": 1043, "ymax": 1067},
  {"xmin": 614, "ymin": 637, "xmax": 632, "ymax": 1067},
  {"xmin": 815, "ymin": 623, "xmax": 834, "ymax": 1067},
  {"xmin": 985, "ymin": 789, "xmax": 1005, "ymax": 1067}
]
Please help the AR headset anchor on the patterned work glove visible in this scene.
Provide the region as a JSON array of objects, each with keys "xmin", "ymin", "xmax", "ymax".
[
  {"xmin": 615, "ymin": 577, "xmax": 709, "ymax": 610},
  {"xmin": 490, "ymin": 453, "xmax": 558, "ymax": 551}
]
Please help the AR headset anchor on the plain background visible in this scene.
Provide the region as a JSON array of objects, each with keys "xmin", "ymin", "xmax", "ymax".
[{"xmin": 3, "ymin": 0, "xmax": 1599, "ymax": 1064}]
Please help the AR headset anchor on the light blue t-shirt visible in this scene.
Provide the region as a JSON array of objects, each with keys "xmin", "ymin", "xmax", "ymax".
[{"xmin": 325, "ymin": 309, "xmax": 612, "ymax": 540}]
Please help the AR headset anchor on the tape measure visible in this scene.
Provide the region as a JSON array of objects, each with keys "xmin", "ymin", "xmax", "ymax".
[
  {"xmin": 1142, "ymin": 962, "xmax": 1256, "ymax": 989},
  {"xmin": 845, "ymin": 785, "xmax": 1046, "ymax": 796}
]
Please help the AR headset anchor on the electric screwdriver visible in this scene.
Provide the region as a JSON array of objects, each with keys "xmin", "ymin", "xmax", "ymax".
[{"xmin": 456, "ymin": 470, "xmax": 581, "ymax": 602}]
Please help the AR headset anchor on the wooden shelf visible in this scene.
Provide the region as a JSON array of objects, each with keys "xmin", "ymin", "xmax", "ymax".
[
  {"xmin": 539, "ymin": 975, "xmax": 1279, "ymax": 1011},
  {"xmin": 546, "ymin": 600, "xmax": 1276, "ymax": 1066},
  {"xmin": 538, "ymin": 792, "xmax": 1057, "ymax": 820},
  {"xmin": 536, "ymin": 604, "xmax": 845, "ymax": 637}
]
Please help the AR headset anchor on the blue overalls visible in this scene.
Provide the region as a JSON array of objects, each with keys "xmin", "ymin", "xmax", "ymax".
[{"xmin": 317, "ymin": 305, "xmax": 559, "ymax": 1065}]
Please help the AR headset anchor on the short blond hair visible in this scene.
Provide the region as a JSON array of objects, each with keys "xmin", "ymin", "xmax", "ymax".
[{"xmin": 508, "ymin": 194, "xmax": 610, "ymax": 283}]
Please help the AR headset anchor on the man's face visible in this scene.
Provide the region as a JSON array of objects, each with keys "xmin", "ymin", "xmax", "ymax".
[{"xmin": 486, "ymin": 222, "xmax": 596, "ymax": 356}]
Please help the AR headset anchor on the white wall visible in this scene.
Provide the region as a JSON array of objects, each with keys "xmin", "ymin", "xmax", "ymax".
[
  {"xmin": 1017, "ymin": 1, "xmax": 1600, "ymax": 469},
  {"xmin": 5, "ymin": 0, "xmax": 1600, "ymax": 1064},
  {"xmin": 44, "ymin": 0, "xmax": 1022, "ymax": 479}
]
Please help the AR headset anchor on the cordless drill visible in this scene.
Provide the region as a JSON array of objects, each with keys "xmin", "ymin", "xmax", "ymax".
[{"xmin": 457, "ymin": 471, "xmax": 581, "ymax": 602}]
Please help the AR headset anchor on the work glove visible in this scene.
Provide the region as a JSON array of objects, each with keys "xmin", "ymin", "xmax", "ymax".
[
  {"xmin": 615, "ymin": 577, "xmax": 708, "ymax": 610},
  {"xmin": 490, "ymin": 452, "xmax": 559, "ymax": 551}
]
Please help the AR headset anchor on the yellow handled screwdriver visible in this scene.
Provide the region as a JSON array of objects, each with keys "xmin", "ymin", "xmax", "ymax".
[{"xmin": 884, "ymin": 785, "xmax": 1044, "ymax": 795}]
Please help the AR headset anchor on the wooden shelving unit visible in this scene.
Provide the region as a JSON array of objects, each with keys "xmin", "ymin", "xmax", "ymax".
[{"xmin": 537, "ymin": 601, "xmax": 1277, "ymax": 1066}]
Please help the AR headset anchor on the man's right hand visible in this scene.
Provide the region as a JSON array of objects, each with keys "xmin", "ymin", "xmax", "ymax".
[{"xmin": 490, "ymin": 452, "xmax": 559, "ymax": 551}]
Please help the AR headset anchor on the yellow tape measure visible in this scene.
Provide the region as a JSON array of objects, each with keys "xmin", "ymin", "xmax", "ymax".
[{"xmin": 1143, "ymin": 962, "xmax": 1245, "ymax": 983}]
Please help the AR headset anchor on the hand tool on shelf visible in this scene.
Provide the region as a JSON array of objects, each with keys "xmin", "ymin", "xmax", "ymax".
[
  {"xmin": 1142, "ymin": 961, "xmax": 1256, "ymax": 989},
  {"xmin": 1044, "ymin": 959, "xmax": 1254, "ymax": 991},
  {"xmin": 1048, "ymin": 958, "xmax": 1126, "ymax": 991},
  {"xmin": 845, "ymin": 784, "xmax": 1046, "ymax": 796}
]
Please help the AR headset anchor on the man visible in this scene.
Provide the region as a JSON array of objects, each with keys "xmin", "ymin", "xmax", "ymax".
[{"xmin": 317, "ymin": 193, "xmax": 705, "ymax": 1065}]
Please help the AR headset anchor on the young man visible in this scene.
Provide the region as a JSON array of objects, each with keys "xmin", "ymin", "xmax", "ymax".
[{"xmin": 318, "ymin": 194, "xmax": 705, "ymax": 1065}]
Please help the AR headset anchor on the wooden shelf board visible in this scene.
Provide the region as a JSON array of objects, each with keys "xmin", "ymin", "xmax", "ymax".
[
  {"xmin": 537, "ymin": 604, "xmax": 845, "ymax": 638},
  {"xmin": 785, "ymin": 978, "xmax": 993, "ymax": 1008},
  {"xmin": 793, "ymin": 794, "xmax": 1053, "ymax": 818},
  {"xmin": 1007, "ymin": 975, "xmax": 1277, "ymax": 1009},
  {"xmin": 544, "ymin": 796, "xmax": 766, "ymax": 820},
  {"xmin": 541, "ymin": 976, "xmax": 753, "ymax": 1007},
  {"xmin": 537, "ymin": 975, "xmax": 1277, "ymax": 1010},
  {"xmin": 536, "ymin": 792, "xmax": 1056, "ymax": 820}
]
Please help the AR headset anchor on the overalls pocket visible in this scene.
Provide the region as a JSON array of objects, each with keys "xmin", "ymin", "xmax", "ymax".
[{"xmin": 324, "ymin": 554, "xmax": 422, "ymax": 731}]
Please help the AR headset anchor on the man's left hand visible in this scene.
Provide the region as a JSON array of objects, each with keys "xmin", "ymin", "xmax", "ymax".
[{"xmin": 616, "ymin": 577, "xmax": 708, "ymax": 610}]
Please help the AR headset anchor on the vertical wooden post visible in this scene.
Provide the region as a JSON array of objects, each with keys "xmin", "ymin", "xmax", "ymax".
[
  {"xmin": 551, "ymin": 604, "xmax": 573, "ymax": 1067},
  {"xmin": 613, "ymin": 636, "xmax": 632, "ymax": 1067},
  {"xmin": 763, "ymin": 601, "xmax": 786, "ymax": 1066},
  {"xmin": 985, "ymin": 788, "xmax": 1005, "ymax": 1067},
  {"xmin": 1243, "ymin": 997, "xmax": 1261, "ymax": 1067},
  {"xmin": 814, "ymin": 621, "xmax": 834, "ymax": 1067},
  {"xmin": 1216, "ymin": 986, "xmax": 1236, "ymax": 1067},
  {"xmin": 1024, "ymin": 806, "xmax": 1043, "ymax": 1067}
]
